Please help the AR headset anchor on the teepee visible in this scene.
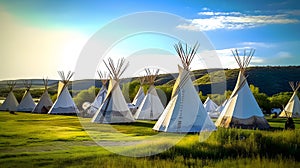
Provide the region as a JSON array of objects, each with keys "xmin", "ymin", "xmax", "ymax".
[
  {"xmin": 204, "ymin": 97, "xmax": 220, "ymax": 119},
  {"xmin": 153, "ymin": 42, "xmax": 216, "ymax": 133},
  {"xmin": 17, "ymin": 80, "xmax": 36, "ymax": 112},
  {"xmin": 215, "ymin": 49, "xmax": 269, "ymax": 129},
  {"xmin": 134, "ymin": 68, "xmax": 164, "ymax": 120},
  {"xmin": 86, "ymin": 71, "xmax": 109, "ymax": 117},
  {"xmin": 279, "ymin": 82, "xmax": 300, "ymax": 118},
  {"xmin": 32, "ymin": 78, "xmax": 53, "ymax": 114},
  {"xmin": 131, "ymin": 77, "xmax": 145, "ymax": 108},
  {"xmin": 0, "ymin": 81, "xmax": 19, "ymax": 111},
  {"xmin": 203, "ymin": 97, "xmax": 218, "ymax": 113},
  {"xmin": 92, "ymin": 58, "xmax": 135, "ymax": 123},
  {"xmin": 48, "ymin": 71, "xmax": 79, "ymax": 115}
]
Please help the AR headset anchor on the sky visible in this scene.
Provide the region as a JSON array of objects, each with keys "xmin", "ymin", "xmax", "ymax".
[{"xmin": 0, "ymin": 0, "xmax": 299, "ymax": 80}]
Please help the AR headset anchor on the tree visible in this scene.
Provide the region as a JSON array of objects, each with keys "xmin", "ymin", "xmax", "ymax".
[
  {"xmin": 198, "ymin": 91, "xmax": 207, "ymax": 102},
  {"xmin": 249, "ymin": 84, "xmax": 270, "ymax": 113},
  {"xmin": 73, "ymin": 86, "xmax": 99, "ymax": 110},
  {"xmin": 268, "ymin": 92, "xmax": 293, "ymax": 109}
]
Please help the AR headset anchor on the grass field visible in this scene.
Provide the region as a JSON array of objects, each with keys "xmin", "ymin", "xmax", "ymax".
[{"xmin": 0, "ymin": 112, "xmax": 299, "ymax": 167}]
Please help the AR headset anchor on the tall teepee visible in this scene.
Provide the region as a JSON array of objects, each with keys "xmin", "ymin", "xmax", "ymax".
[
  {"xmin": 17, "ymin": 80, "xmax": 36, "ymax": 112},
  {"xmin": 134, "ymin": 68, "xmax": 164, "ymax": 120},
  {"xmin": 215, "ymin": 49, "xmax": 269, "ymax": 129},
  {"xmin": 48, "ymin": 71, "xmax": 79, "ymax": 114},
  {"xmin": 131, "ymin": 77, "xmax": 145, "ymax": 108},
  {"xmin": 153, "ymin": 42, "xmax": 216, "ymax": 133},
  {"xmin": 92, "ymin": 58, "xmax": 135, "ymax": 123},
  {"xmin": 87, "ymin": 71, "xmax": 109, "ymax": 117},
  {"xmin": 279, "ymin": 82, "xmax": 300, "ymax": 118},
  {"xmin": 32, "ymin": 78, "xmax": 53, "ymax": 114},
  {"xmin": 0, "ymin": 81, "xmax": 19, "ymax": 111}
]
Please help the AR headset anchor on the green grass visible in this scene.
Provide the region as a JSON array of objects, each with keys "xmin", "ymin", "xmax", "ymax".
[{"xmin": 0, "ymin": 112, "xmax": 299, "ymax": 167}]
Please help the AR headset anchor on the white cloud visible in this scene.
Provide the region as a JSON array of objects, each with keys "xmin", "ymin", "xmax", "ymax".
[
  {"xmin": 238, "ymin": 42, "xmax": 276, "ymax": 48},
  {"xmin": 201, "ymin": 7, "xmax": 210, "ymax": 11},
  {"xmin": 178, "ymin": 10, "xmax": 299, "ymax": 31},
  {"xmin": 191, "ymin": 48, "xmax": 266, "ymax": 69},
  {"xmin": 198, "ymin": 11, "xmax": 242, "ymax": 16},
  {"xmin": 276, "ymin": 51, "xmax": 292, "ymax": 58}
]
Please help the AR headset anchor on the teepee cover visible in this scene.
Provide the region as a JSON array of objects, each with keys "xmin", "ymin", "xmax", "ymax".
[
  {"xmin": 153, "ymin": 42, "xmax": 216, "ymax": 132},
  {"xmin": 279, "ymin": 82, "xmax": 300, "ymax": 118},
  {"xmin": 32, "ymin": 78, "xmax": 53, "ymax": 113},
  {"xmin": 87, "ymin": 71, "xmax": 108, "ymax": 117},
  {"xmin": 0, "ymin": 81, "xmax": 19, "ymax": 111},
  {"xmin": 131, "ymin": 77, "xmax": 145, "ymax": 108},
  {"xmin": 203, "ymin": 97, "xmax": 218, "ymax": 112},
  {"xmin": 134, "ymin": 69, "xmax": 164, "ymax": 120},
  {"xmin": 48, "ymin": 71, "xmax": 79, "ymax": 114},
  {"xmin": 92, "ymin": 58, "xmax": 135, "ymax": 123},
  {"xmin": 215, "ymin": 49, "xmax": 269, "ymax": 129},
  {"xmin": 17, "ymin": 80, "xmax": 36, "ymax": 112}
]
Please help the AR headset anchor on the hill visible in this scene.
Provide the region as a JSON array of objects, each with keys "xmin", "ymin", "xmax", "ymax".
[
  {"xmin": 192, "ymin": 66, "xmax": 300, "ymax": 96},
  {"xmin": 0, "ymin": 66, "xmax": 299, "ymax": 97}
]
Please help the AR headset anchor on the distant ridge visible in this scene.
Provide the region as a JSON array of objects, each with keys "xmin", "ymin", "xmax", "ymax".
[{"xmin": 0, "ymin": 66, "xmax": 299, "ymax": 96}]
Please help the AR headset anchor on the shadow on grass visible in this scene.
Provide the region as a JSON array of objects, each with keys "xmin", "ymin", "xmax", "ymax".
[{"xmin": 110, "ymin": 121, "xmax": 155, "ymax": 128}]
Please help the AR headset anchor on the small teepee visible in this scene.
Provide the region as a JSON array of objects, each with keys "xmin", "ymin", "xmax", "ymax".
[
  {"xmin": 203, "ymin": 97, "xmax": 218, "ymax": 113},
  {"xmin": 92, "ymin": 58, "xmax": 135, "ymax": 123},
  {"xmin": 279, "ymin": 82, "xmax": 300, "ymax": 118},
  {"xmin": 0, "ymin": 81, "xmax": 19, "ymax": 111},
  {"xmin": 134, "ymin": 68, "xmax": 164, "ymax": 120},
  {"xmin": 17, "ymin": 80, "xmax": 36, "ymax": 112},
  {"xmin": 32, "ymin": 78, "xmax": 53, "ymax": 114},
  {"xmin": 153, "ymin": 42, "xmax": 216, "ymax": 133},
  {"xmin": 48, "ymin": 71, "xmax": 79, "ymax": 115},
  {"xmin": 131, "ymin": 77, "xmax": 145, "ymax": 108},
  {"xmin": 87, "ymin": 71, "xmax": 109, "ymax": 117},
  {"xmin": 204, "ymin": 97, "xmax": 220, "ymax": 119},
  {"xmin": 215, "ymin": 49, "xmax": 269, "ymax": 129}
]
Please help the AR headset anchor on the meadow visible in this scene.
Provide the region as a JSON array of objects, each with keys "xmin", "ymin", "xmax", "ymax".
[{"xmin": 0, "ymin": 112, "xmax": 299, "ymax": 167}]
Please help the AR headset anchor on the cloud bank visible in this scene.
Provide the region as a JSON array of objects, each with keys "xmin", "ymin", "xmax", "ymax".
[{"xmin": 177, "ymin": 9, "xmax": 299, "ymax": 31}]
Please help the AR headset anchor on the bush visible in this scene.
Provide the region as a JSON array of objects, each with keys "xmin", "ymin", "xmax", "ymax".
[{"xmin": 73, "ymin": 86, "xmax": 99, "ymax": 110}]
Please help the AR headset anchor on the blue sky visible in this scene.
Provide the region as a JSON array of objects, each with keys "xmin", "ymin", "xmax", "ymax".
[{"xmin": 0, "ymin": 0, "xmax": 299, "ymax": 80}]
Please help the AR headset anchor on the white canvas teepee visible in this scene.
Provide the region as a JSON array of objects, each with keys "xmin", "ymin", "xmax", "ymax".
[
  {"xmin": 204, "ymin": 97, "xmax": 220, "ymax": 119},
  {"xmin": 92, "ymin": 58, "xmax": 135, "ymax": 123},
  {"xmin": 279, "ymin": 82, "xmax": 300, "ymax": 118},
  {"xmin": 86, "ymin": 71, "xmax": 109, "ymax": 117},
  {"xmin": 0, "ymin": 81, "xmax": 19, "ymax": 111},
  {"xmin": 32, "ymin": 78, "xmax": 53, "ymax": 114},
  {"xmin": 131, "ymin": 77, "xmax": 145, "ymax": 108},
  {"xmin": 153, "ymin": 42, "xmax": 216, "ymax": 133},
  {"xmin": 215, "ymin": 49, "xmax": 269, "ymax": 129},
  {"xmin": 204, "ymin": 97, "xmax": 218, "ymax": 113},
  {"xmin": 17, "ymin": 80, "xmax": 36, "ymax": 112},
  {"xmin": 134, "ymin": 69, "xmax": 164, "ymax": 120},
  {"xmin": 48, "ymin": 71, "xmax": 79, "ymax": 115}
]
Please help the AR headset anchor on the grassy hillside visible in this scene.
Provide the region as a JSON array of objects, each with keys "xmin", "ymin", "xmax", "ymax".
[
  {"xmin": 192, "ymin": 66, "xmax": 300, "ymax": 95},
  {"xmin": 0, "ymin": 112, "xmax": 299, "ymax": 167},
  {"xmin": 0, "ymin": 66, "xmax": 299, "ymax": 100}
]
